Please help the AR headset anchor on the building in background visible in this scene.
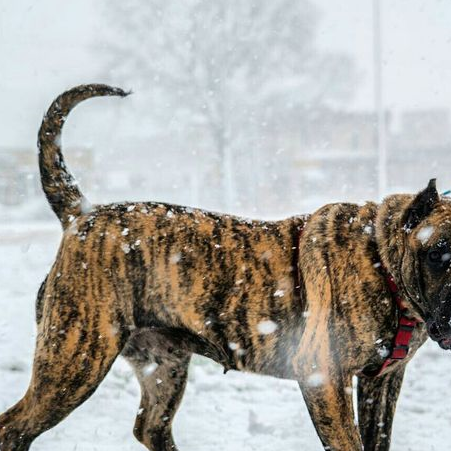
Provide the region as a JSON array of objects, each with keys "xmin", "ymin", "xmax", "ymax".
[{"xmin": 1, "ymin": 106, "xmax": 450, "ymax": 219}]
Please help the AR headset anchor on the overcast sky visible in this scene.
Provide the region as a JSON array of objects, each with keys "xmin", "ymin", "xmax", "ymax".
[
  {"xmin": 1, "ymin": 0, "xmax": 451, "ymax": 147},
  {"xmin": 316, "ymin": 0, "xmax": 451, "ymax": 112}
]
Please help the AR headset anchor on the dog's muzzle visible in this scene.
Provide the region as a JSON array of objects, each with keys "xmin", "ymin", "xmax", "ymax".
[{"xmin": 427, "ymin": 319, "xmax": 451, "ymax": 350}]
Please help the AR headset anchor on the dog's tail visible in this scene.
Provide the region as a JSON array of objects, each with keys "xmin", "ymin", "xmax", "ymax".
[{"xmin": 38, "ymin": 84, "xmax": 130, "ymax": 229}]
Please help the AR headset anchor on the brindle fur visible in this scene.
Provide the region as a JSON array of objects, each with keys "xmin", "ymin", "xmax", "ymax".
[{"xmin": 3, "ymin": 84, "xmax": 450, "ymax": 451}]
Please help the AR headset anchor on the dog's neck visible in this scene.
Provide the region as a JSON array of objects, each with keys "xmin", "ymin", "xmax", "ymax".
[{"xmin": 375, "ymin": 194, "xmax": 417, "ymax": 307}]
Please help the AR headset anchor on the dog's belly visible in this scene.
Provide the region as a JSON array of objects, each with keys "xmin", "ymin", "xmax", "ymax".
[
  {"xmin": 122, "ymin": 322, "xmax": 305, "ymax": 380},
  {"xmin": 122, "ymin": 315, "xmax": 428, "ymax": 380}
]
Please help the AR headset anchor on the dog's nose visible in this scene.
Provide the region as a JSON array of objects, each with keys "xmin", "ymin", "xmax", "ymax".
[
  {"xmin": 427, "ymin": 320, "xmax": 451, "ymax": 349},
  {"xmin": 427, "ymin": 319, "xmax": 451, "ymax": 342},
  {"xmin": 427, "ymin": 321, "xmax": 442, "ymax": 341}
]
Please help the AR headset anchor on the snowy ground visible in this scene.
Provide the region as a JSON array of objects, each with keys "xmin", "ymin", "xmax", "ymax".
[{"xmin": 1, "ymin": 222, "xmax": 451, "ymax": 451}]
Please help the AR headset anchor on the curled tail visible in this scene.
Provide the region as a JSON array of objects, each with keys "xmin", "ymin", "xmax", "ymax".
[{"xmin": 38, "ymin": 84, "xmax": 130, "ymax": 229}]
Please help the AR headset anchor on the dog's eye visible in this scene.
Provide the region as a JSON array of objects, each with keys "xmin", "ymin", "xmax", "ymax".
[
  {"xmin": 428, "ymin": 250, "xmax": 442, "ymax": 263},
  {"xmin": 426, "ymin": 245, "xmax": 451, "ymax": 271}
]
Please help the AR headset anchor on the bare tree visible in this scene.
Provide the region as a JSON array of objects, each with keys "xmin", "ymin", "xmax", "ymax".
[{"xmin": 102, "ymin": 0, "xmax": 356, "ymax": 209}]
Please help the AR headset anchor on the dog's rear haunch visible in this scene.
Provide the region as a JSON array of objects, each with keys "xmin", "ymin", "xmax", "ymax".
[{"xmin": 1, "ymin": 84, "xmax": 451, "ymax": 451}]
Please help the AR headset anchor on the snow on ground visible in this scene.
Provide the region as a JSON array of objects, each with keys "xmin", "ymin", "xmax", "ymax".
[{"xmin": 1, "ymin": 223, "xmax": 451, "ymax": 450}]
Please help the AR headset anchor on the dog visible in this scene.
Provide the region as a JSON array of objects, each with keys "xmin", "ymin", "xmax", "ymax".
[{"xmin": 1, "ymin": 84, "xmax": 450, "ymax": 451}]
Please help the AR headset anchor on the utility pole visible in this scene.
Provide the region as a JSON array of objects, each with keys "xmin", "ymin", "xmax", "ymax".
[{"xmin": 373, "ymin": 0, "xmax": 387, "ymax": 199}]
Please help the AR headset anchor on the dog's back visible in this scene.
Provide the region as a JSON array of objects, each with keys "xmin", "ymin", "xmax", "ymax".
[{"xmin": 63, "ymin": 199, "xmax": 306, "ymax": 374}]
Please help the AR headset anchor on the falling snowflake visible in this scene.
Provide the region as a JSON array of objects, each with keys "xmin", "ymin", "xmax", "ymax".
[
  {"xmin": 170, "ymin": 252, "xmax": 182, "ymax": 264},
  {"xmin": 257, "ymin": 320, "xmax": 278, "ymax": 335},
  {"xmin": 307, "ymin": 372, "xmax": 325, "ymax": 387},
  {"xmin": 143, "ymin": 363, "xmax": 158, "ymax": 376},
  {"xmin": 417, "ymin": 226, "xmax": 434, "ymax": 244}
]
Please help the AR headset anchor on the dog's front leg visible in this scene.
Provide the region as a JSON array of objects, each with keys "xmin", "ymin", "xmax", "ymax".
[
  {"xmin": 299, "ymin": 367, "xmax": 362, "ymax": 451},
  {"xmin": 357, "ymin": 366, "xmax": 405, "ymax": 451}
]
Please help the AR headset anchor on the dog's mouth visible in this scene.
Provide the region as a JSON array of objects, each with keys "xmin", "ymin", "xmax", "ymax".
[
  {"xmin": 427, "ymin": 319, "xmax": 451, "ymax": 350},
  {"xmin": 438, "ymin": 338, "xmax": 451, "ymax": 350}
]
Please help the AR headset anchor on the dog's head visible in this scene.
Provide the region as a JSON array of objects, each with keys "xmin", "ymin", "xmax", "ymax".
[{"xmin": 378, "ymin": 179, "xmax": 451, "ymax": 349}]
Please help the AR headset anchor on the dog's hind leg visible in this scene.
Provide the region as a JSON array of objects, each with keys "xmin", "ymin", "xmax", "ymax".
[
  {"xmin": 0, "ymin": 277, "xmax": 129, "ymax": 451},
  {"xmin": 124, "ymin": 336, "xmax": 191, "ymax": 451}
]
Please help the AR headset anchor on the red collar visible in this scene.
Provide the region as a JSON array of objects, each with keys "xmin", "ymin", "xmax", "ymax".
[{"xmin": 375, "ymin": 271, "xmax": 423, "ymax": 376}]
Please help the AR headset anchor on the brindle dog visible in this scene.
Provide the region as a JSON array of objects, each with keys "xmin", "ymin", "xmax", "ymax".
[{"xmin": 0, "ymin": 85, "xmax": 449, "ymax": 451}]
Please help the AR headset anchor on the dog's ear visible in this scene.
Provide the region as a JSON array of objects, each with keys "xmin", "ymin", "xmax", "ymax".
[{"xmin": 402, "ymin": 179, "xmax": 439, "ymax": 231}]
